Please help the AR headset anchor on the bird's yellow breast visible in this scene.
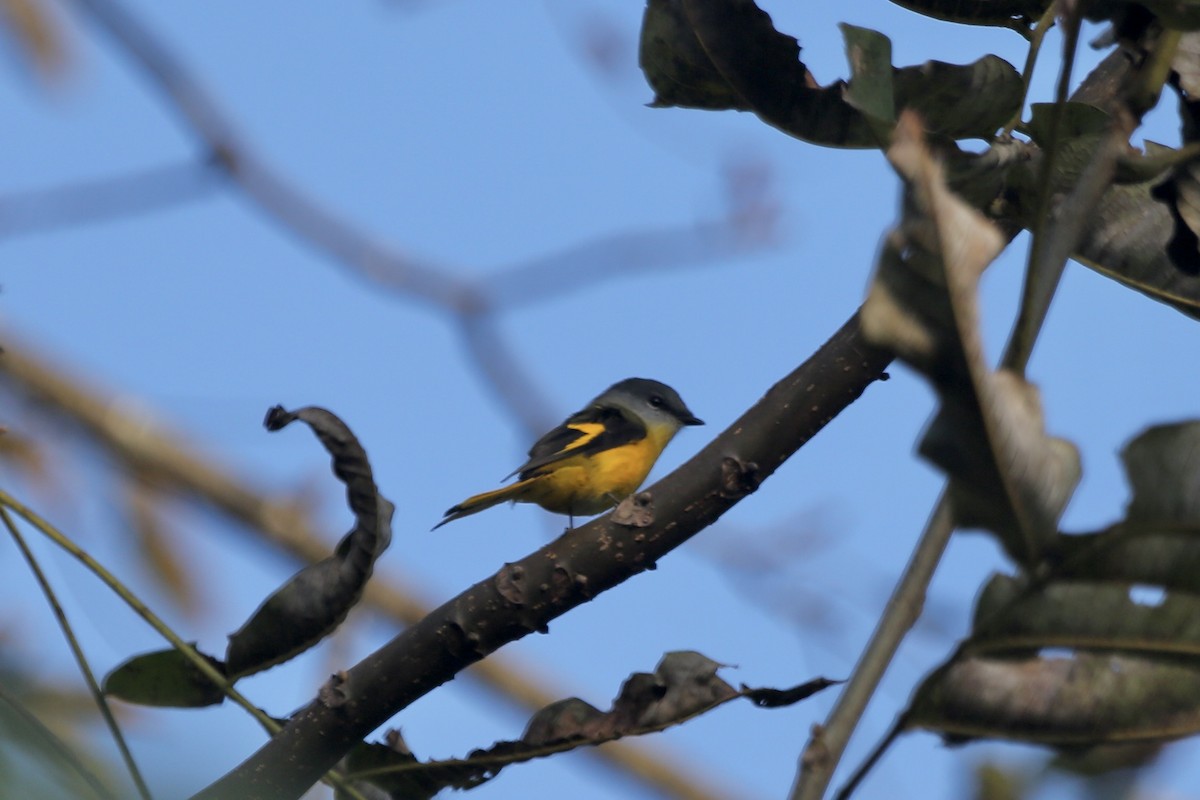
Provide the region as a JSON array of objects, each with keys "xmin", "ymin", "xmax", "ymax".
[{"xmin": 523, "ymin": 423, "xmax": 675, "ymax": 516}]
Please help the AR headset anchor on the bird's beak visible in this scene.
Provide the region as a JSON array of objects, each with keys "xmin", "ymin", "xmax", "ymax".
[{"xmin": 681, "ymin": 414, "xmax": 704, "ymax": 426}]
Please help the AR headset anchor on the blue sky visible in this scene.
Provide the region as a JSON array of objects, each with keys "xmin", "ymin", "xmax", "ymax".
[{"xmin": 4, "ymin": 2, "xmax": 1199, "ymax": 799}]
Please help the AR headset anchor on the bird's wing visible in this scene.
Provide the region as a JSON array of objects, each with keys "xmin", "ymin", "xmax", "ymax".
[{"xmin": 507, "ymin": 405, "xmax": 646, "ymax": 480}]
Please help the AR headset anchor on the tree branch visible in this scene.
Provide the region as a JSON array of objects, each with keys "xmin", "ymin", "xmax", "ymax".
[
  {"xmin": 789, "ymin": 492, "xmax": 955, "ymax": 800},
  {"xmin": 58, "ymin": 0, "xmax": 771, "ymax": 442},
  {"xmin": 191, "ymin": 310, "xmax": 891, "ymax": 800},
  {"xmin": 0, "ymin": 333, "xmax": 736, "ymax": 800},
  {"xmin": 0, "ymin": 161, "xmax": 214, "ymax": 238}
]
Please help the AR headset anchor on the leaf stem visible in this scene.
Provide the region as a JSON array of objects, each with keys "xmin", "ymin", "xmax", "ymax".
[
  {"xmin": 0, "ymin": 680, "xmax": 121, "ymax": 800},
  {"xmin": 1001, "ymin": 2, "xmax": 1059, "ymax": 138},
  {"xmin": 0, "ymin": 504, "xmax": 153, "ymax": 800},
  {"xmin": 0, "ymin": 490, "xmax": 272, "ymax": 727},
  {"xmin": 0, "ymin": 489, "xmax": 368, "ymax": 800},
  {"xmin": 1003, "ymin": 4, "xmax": 1083, "ymax": 375}
]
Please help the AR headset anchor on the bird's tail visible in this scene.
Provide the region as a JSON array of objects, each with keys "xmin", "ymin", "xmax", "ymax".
[{"xmin": 432, "ymin": 477, "xmax": 537, "ymax": 530}]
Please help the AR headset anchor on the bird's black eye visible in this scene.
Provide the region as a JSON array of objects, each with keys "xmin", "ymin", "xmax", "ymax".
[{"xmin": 649, "ymin": 395, "xmax": 664, "ymax": 408}]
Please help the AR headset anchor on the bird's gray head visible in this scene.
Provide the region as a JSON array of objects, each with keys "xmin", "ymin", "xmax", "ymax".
[{"xmin": 594, "ymin": 378, "xmax": 704, "ymax": 430}]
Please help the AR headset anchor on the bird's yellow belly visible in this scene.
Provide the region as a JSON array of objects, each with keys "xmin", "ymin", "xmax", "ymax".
[{"xmin": 525, "ymin": 438, "xmax": 658, "ymax": 516}]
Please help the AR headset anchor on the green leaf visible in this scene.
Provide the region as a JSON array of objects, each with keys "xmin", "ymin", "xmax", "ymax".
[
  {"xmin": 1071, "ymin": 178, "xmax": 1200, "ymax": 316},
  {"xmin": 1114, "ymin": 141, "xmax": 1200, "ymax": 184},
  {"xmin": 1122, "ymin": 421, "xmax": 1200, "ymax": 523},
  {"xmin": 841, "ymin": 24, "xmax": 895, "ymax": 143},
  {"xmin": 894, "ymin": 55, "xmax": 1023, "ymax": 141},
  {"xmin": 908, "ymin": 652, "xmax": 1200, "ymax": 744},
  {"xmin": 1004, "ymin": 104, "xmax": 1111, "ymax": 216},
  {"xmin": 1017, "ymin": 102, "xmax": 1200, "ymax": 315},
  {"xmin": 102, "ymin": 647, "xmax": 226, "ymax": 708},
  {"xmin": 225, "ymin": 406, "xmax": 394, "ymax": 679},
  {"xmin": 887, "ymin": 0, "xmax": 1050, "ymax": 27},
  {"xmin": 639, "ymin": 0, "xmax": 1021, "ymax": 147},
  {"xmin": 1053, "ymin": 528, "xmax": 1200, "ymax": 591},
  {"xmin": 1002, "ymin": 102, "xmax": 1200, "ymax": 318},
  {"xmin": 908, "ymin": 421, "xmax": 1200, "ymax": 748},
  {"xmin": 1022, "ymin": 102, "xmax": 1111, "ymax": 149},
  {"xmin": 638, "ymin": 0, "xmax": 755, "ymax": 111},
  {"xmin": 972, "ymin": 574, "xmax": 1200, "ymax": 656},
  {"xmin": 1129, "ymin": 0, "xmax": 1200, "ymax": 30}
]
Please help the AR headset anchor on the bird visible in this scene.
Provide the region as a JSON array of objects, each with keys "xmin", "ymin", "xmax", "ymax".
[{"xmin": 434, "ymin": 377, "xmax": 703, "ymax": 530}]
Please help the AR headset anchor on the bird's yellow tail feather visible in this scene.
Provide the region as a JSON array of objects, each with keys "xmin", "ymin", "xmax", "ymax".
[{"xmin": 432, "ymin": 478, "xmax": 537, "ymax": 530}]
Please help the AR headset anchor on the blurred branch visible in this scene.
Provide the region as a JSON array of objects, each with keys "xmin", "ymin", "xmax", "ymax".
[
  {"xmin": 691, "ymin": 514, "xmax": 961, "ymax": 660},
  {"xmin": 56, "ymin": 0, "xmax": 531, "ymax": 434},
  {"xmin": 693, "ymin": 518, "xmax": 845, "ymax": 637},
  {"xmin": 1, "ymin": 0, "xmax": 70, "ymax": 81},
  {"xmin": 481, "ymin": 220, "xmax": 762, "ymax": 307},
  {"xmin": 0, "ymin": 333, "xmax": 738, "ymax": 800},
  {"xmin": 195, "ymin": 311, "xmax": 893, "ymax": 800},
  {"xmin": 458, "ymin": 313, "xmax": 558, "ymax": 435},
  {"xmin": 0, "ymin": 161, "xmax": 214, "ymax": 238},
  {"xmin": 56, "ymin": 0, "xmax": 771, "ymax": 443},
  {"xmin": 484, "ymin": 177, "xmax": 776, "ymax": 309},
  {"xmin": 1, "ymin": 504, "xmax": 151, "ymax": 800},
  {"xmin": 0, "ymin": 681, "xmax": 117, "ymax": 800}
]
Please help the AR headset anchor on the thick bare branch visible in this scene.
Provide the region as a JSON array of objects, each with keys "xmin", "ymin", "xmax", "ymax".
[{"xmin": 193, "ymin": 311, "xmax": 893, "ymax": 800}]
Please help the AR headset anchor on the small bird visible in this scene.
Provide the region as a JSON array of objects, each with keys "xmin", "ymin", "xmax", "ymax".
[{"xmin": 434, "ymin": 378, "xmax": 703, "ymax": 530}]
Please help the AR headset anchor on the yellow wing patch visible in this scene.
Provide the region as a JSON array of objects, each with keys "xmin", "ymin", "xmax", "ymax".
[{"xmin": 558, "ymin": 422, "xmax": 605, "ymax": 453}]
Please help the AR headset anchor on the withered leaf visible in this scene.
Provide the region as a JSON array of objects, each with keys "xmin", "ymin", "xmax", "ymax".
[
  {"xmin": 862, "ymin": 112, "xmax": 1079, "ymax": 565},
  {"xmin": 340, "ymin": 651, "xmax": 836, "ymax": 796},
  {"xmin": 225, "ymin": 406, "xmax": 394, "ymax": 678}
]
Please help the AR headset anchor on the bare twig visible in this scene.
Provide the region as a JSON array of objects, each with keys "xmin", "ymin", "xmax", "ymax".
[
  {"xmin": 0, "ymin": 507, "xmax": 148, "ymax": 800},
  {"xmin": 0, "ymin": 681, "xmax": 118, "ymax": 800},
  {"xmin": 789, "ymin": 493, "xmax": 955, "ymax": 800},
  {"xmin": 1000, "ymin": 3, "xmax": 1058, "ymax": 138}
]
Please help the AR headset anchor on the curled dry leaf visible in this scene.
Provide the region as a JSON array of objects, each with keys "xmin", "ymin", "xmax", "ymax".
[
  {"xmin": 103, "ymin": 405, "xmax": 393, "ymax": 706},
  {"xmin": 225, "ymin": 405, "xmax": 394, "ymax": 677}
]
